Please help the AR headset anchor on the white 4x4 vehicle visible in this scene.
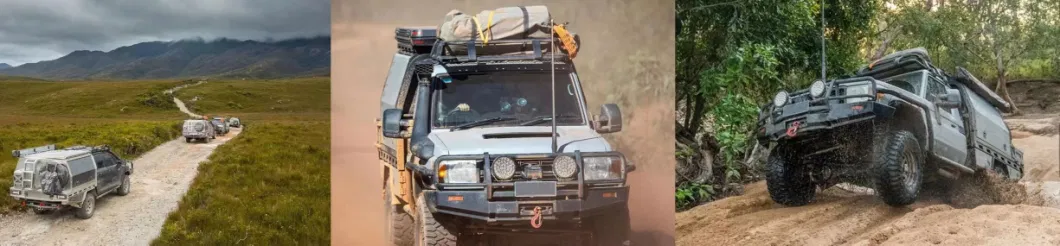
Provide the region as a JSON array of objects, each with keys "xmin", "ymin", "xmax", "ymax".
[
  {"xmin": 9, "ymin": 144, "xmax": 134, "ymax": 219},
  {"xmin": 183, "ymin": 119, "xmax": 216, "ymax": 143}
]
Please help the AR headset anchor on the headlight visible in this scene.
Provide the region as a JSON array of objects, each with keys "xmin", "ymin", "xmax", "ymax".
[
  {"xmin": 584, "ymin": 156, "xmax": 623, "ymax": 180},
  {"xmin": 844, "ymin": 84, "xmax": 873, "ymax": 103},
  {"xmin": 438, "ymin": 160, "xmax": 479, "ymax": 183},
  {"xmin": 491, "ymin": 157, "xmax": 516, "ymax": 180},
  {"xmin": 773, "ymin": 91, "xmax": 789, "ymax": 107},
  {"xmin": 553, "ymin": 156, "xmax": 577, "ymax": 179},
  {"xmin": 810, "ymin": 80, "xmax": 826, "ymax": 98}
]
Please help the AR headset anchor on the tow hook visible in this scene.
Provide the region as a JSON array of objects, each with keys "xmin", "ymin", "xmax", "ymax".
[
  {"xmin": 530, "ymin": 206, "xmax": 543, "ymax": 229},
  {"xmin": 786, "ymin": 121, "xmax": 801, "ymax": 137}
]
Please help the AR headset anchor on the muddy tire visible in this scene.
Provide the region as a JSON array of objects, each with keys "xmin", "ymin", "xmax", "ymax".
[
  {"xmin": 873, "ymin": 130, "xmax": 923, "ymax": 207},
  {"xmin": 765, "ymin": 148, "xmax": 816, "ymax": 206},
  {"xmin": 75, "ymin": 191, "xmax": 97, "ymax": 219},
  {"xmin": 116, "ymin": 175, "xmax": 131, "ymax": 196},
  {"xmin": 414, "ymin": 193, "xmax": 459, "ymax": 246},
  {"xmin": 587, "ymin": 204, "xmax": 631, "ymax": 246},
  {"xmin": 386, "ymin": 178, "xmax": 414, "ymax": 246}
]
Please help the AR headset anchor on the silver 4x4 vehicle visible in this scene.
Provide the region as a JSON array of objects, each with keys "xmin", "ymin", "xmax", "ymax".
[
  {"xmin": 375, "ymin": 27, "xmax": 635, "ymax": 245},
  {"xmin": 212, "ymin": 117, "xmax": 230, "ymax": 135},
  {"xmin": 756, "ymin": 48, "xmax": 1024, "ymax": 207},
  {"xmin": 183, "ymin": 119, "xmax": 217, "ymax": 143},
  {"xmin": 9, "ymin": 144, "xmax": 133, "ymax": 219}
]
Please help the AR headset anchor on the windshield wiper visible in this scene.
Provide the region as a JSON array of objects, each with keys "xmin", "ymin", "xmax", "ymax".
[
  {"xmin": 519, "ymin": 115, "xmax": 577, "ymax": 126},
  {"xmin": 449, "ymin": 117, "xmax": 516, "ymax": 131}
]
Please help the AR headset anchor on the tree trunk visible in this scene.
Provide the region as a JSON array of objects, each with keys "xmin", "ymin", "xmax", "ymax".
[
  {"xmin": 689, "ymin": 96, "xmax": 707, "ymax": 133},
  {"xmin": 996, "ymin": 69, "xmax": 1021, "ymax": 115}
]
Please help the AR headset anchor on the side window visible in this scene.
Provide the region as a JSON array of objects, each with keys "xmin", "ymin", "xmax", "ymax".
[
  {"xmin": 92, "ymin": 153, "xmax": 108, "ymax": 168},
  {"xmin": 68, "ymin": 156, "xmax": 95, "ymax": 174}
]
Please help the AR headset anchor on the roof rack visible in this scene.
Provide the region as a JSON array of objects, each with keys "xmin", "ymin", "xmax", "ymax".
[
  {"xmin": 12, "ymin": 144, "xmax": 56, "ymax": 158},
  {"xmin": 429, "ymin": 38, "xmax": 568, "ymax": 64},
  {"xmin": 856, "ymin": 48, "xmax": 943, "ymax": 79}
]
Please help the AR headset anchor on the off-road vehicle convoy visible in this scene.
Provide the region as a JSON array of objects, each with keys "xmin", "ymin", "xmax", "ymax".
[
  {"xmin": 756, "ymin": 48, "xmax": 1024, "ymax": 207},
  {"xmin": 376, "ymin": 6, "xmax": 634, "ymax": 246},
  {"xmin": 9, "ymin": 144, "xmax": 134, "ymax": 219},
  {"xmin": 183, "ymin": 119, "xmax": 217, "ymax": 143}
]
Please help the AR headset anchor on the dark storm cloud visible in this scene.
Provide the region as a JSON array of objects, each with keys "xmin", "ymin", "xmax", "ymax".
[{"xmin": 0, "ymin": 0, "xmax": 330, "ymax": 66}]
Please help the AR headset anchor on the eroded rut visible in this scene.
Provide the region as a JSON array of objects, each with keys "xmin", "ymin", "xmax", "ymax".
[
  {"xmin": 678, "ymin": 116, "xmax": 1060, "ymax": 246},
  {"xmin": 0, "ymin": 82, "xmax": 238, "ymax": 246}
]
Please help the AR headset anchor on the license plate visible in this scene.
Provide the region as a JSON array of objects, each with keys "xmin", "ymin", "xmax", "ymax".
[{"xmin": 514, "ymin": 181, "xmax": 557, "ymax": 197}]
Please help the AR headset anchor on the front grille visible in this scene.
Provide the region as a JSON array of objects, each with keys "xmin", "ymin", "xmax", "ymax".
[{"xmin": 789, "ymin": 92, "xmax": 812, "ymax": 104}]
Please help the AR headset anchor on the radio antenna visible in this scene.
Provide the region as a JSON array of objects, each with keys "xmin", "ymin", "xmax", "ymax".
[
  {"xmin": 550, "ymin": 19, "xmax": 559, "ymax": 153},
  {"xmin": 820, "ymin": 0, "xmax": 827, "ymax": 82}
]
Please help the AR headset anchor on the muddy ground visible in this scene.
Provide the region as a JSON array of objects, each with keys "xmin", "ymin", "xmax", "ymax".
[
  {"xmin": 331, "ymin": 0, "xmax": 675, "ymax": 245},
  {"xmin": 677, "ymin": 116, "xmax": 1060, "ymax": 246}
]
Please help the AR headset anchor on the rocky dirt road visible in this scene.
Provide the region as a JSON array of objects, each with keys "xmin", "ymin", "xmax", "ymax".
[
  {"xmin": 677, "ymin": 116, "xmax": 1060, "ymax": 246},
  {"xmin": 0, "ymin": 127, "xmax": 241, "ymax": 246}
]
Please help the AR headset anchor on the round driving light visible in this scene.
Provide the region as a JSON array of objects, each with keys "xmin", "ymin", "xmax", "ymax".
[
  {"xmin": 492, "ymin": 157, "xmax": 516, "ymax": 180},
  {"xmin": 553, "ymin": 155, "xmax": 578, "ymax": 179},
  {"xmin": 810, "ymin": 80, "xmax": 826, "ymax": 98},
  {"xmin": 773, "ymin": 91, "xmax": 789, "ymax": 107}
]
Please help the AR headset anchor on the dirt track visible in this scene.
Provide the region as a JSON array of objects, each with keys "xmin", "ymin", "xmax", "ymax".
[
  {"xmin": 0, "ymin": 127, "xmax": 241, "ymax": 246},
  {"xmin": 331, "ymin": 1, "xmax": 675, "ymax": 245},
  {"xmin": 677, "ymin": 116, "xmax": 1060, "ymax": 246}
]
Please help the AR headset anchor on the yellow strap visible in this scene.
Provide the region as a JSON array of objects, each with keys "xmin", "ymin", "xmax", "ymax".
[{"xmin": 471, "ymin": 11, "xmax": 495, "ymax": 45}]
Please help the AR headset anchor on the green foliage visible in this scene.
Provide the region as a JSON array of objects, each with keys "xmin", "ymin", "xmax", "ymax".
[
  {"xmin": 676, "ymin": 182, "xmax": 715, "ymax": 210},
  {"xmin": 0, "ymin": 79, "xmax": 186, "ymax": 119},
  {"xmin": 0, "ymin": 121, "xmax": 181, "ymax": 214},
  {"xmin": 153, "ymin": 121, "xmax": 330, "ymax": 245}
]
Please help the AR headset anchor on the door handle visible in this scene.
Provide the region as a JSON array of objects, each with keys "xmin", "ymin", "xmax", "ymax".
[{"xmin": 950, "ymin": 124, "xmax": 957, "ymax": 128}]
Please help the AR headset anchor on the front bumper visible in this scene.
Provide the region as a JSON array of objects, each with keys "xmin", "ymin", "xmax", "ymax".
[
  {"xmin": 761, "ymin": 101, "xmax": 894, "ymax": 141},
  {"xmin": 427, "ymin": 185, "xmax": 628, "ymax": 223},
  {"xmin": 426, "ymin": 151, "xmax": 631, "ymax": 223}
]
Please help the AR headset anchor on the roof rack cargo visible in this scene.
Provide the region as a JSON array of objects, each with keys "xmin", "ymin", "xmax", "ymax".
[
  {"xmin": 396, "ymin": 27, "xmax": 438, "ymax": 54},
  {"xmin": 856, "ymin": 47, "xmax": 942, "ymax": 78},
  {"xmin": 429, "ymin": 38, "xmax": 567, "ymax": 64},
  {"xmin": 11, "ymin": 144, "xmax": 56, "ymax": 158}
]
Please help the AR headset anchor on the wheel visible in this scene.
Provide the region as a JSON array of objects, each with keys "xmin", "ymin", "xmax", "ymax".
[
  {"xmin": 116, "ymin": 175, "xmax": 131, "ymax": 196},
  {"xmin": 586, "ymin": 204, "xmax": 631, "ymax": 246},
  {"xmin": 75, "ymin": 191, "xmax": 97, "ymax": 219},
  {"xmin": 873, "ymin": 130, "xmax": 923, "ymax": 207},
  {"xmin": 765, "ymin": 146, "xmax": 816, "ymax": 206},
  {"xmin": 185, "ymin": 138, "xmax": 191, "ymax": 143},
  {"xmin": 415, "ymin": 192, "xmax": 459, "ymax": 246},
  {"xmin": 32, "ymin": 207, "xmax": 53, "ymax": 215},
  {"xmin": 386, "ymin": 176, "xmax": 414, "ymax": 246}
]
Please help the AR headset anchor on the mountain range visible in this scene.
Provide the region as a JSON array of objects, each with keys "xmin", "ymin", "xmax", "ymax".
[
  {"xmin": 0, "ymin": 36, "xmax": 329, "ymax": 80},
  {"xmin": 0, "ymin": 63, "xmax": 11, "ymax": 70}
]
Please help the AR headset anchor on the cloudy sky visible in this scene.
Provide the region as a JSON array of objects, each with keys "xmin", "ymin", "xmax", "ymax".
[{"xmin": 0, "ymin": 0, "xmax": 330, "ymax": 66}]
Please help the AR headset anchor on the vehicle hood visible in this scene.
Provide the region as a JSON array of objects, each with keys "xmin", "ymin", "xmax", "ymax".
[{"xmin": 427, "ymin": 126, "xmax": 612, "ymax": 155}]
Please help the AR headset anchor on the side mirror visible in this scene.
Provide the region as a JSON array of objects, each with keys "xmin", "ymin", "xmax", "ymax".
[
  {"xmin": 937, "ymin": 89, "xmax": 961, "ymax": 109},
  {"xmin": 382, "ymin": 108, "xmax": 405, "ymax": 138},
  {"xmin": 594, "ymin": 104, "xmax": 622, "ymax": 134}
]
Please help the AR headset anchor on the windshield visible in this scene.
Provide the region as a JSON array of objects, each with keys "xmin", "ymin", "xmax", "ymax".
[
  {"xmin": 882, "ymin": 71, "xmax": 924, "ymax": 95},
  {"xmin": 211, "ymin": 119, "xmax": 223, "ymax": 125},
  {"xmin": 431, "ymin": 72, "xmax": 585, "ymax": 128}
]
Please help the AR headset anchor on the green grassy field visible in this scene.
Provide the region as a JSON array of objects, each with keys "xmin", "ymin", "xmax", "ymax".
[
  {"xmin": 152, "ymin": 121, "xmax": 330, "ymax": 245},
  {"xmin": 0, "ymin": 121, "xmax": 181, "ymax": 213},
  {"xmin": 174, "ymin": 77, "xmax": 330, "ymax": 121},
  {"xmin": 0, "ymin": 76, "xmax": 331, "ymax": 243}
]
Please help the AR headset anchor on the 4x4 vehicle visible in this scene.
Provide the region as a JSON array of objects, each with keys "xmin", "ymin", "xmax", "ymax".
[
  {"xmin": 211, "ymin": 117, "xmax": 230, "ymax": 135},
  {"xmin": 756, "ymin": 48, "xmax": 1024, "ymax": 207},
  {"xmin": 183, "ymin": 119, "xmax": 216, "ymax": 143},
  {"xmin": 8, "ymin": 144, "xmax": 134, "ymax": 219},
  {"xmin": 228, "ymin": 117, "xmax": 242, "ymax": 128},
  {"xmin": 376, "ymin": 25, "xmax": 634, "ymax": 245}
]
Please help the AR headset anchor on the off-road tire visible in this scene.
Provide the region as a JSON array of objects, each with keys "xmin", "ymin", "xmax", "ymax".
[
  {"xmin": 415, "ymin": 193, "xmax": 459, "ymax": 246},
  {"xmin": 32, "ymin": 208, "xmax": 52, "ymax": 214},
  {"xmin": 586, "ymin": 204, "xmax": 631, "ymax": 246},
  {"xmin": 185, "ymin": 138, "xmax": 191, "ymax": 143},
  {"xmin": 766, "ymin": 147, "xmax": 816, "ymax": 206},
  {"xmin": 116, "ymin": 175, "xmax": 131, "ymax": 196},
  {"xmin": 386, "ymin": 178, "xmax": 414, "ymax": 246},
  {"xmin": 75, "ymin": 191, "xmax": 97, "ymax": 219},
  {"xmin": 873, "ymin": 130, "xmax": 923, "ymax": 207}
]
